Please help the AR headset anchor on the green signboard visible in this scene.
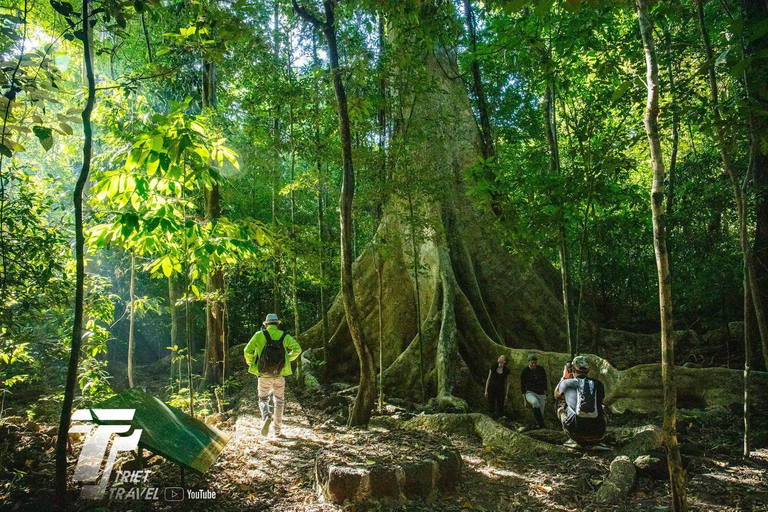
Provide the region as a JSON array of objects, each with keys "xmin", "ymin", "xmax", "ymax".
[{"xmin": 91, "ymin": 388, "xmax": 230, "ymax": 475}]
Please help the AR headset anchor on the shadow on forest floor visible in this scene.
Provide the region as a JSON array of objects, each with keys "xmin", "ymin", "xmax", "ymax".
[{"xmin": 1, "ymin": 367, "xmax": 767, "ymax": 511}]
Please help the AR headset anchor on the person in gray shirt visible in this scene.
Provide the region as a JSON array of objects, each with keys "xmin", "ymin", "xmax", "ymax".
[{"xmin": 554, "ymin": 355, "xmax": 609, "ymax": 449}]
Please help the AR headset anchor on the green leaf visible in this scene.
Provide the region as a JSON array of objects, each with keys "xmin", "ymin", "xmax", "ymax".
[
  {"xmin": 612, "ymin": 81, "xmax": 632, "ymax": 103},
  {"xmin": 32, "ymin": 126, "xmax": 53, "ymax": 151},
  {"xmin": 125, "ymin": 148, "xmax": 144, "ymax": 171},
  {"xmin": 147, "ymin": 153, "xmax": 160, "ymax": 175},
  {"xmin": 161, "ymin": 257, "xmax": 173, "ymax": 277},
  {"xmin": 151, "ymin": 134, "xmax": 163, "ymax": 152}
]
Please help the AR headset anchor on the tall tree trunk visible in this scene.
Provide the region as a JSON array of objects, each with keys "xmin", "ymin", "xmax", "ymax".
[
  {"xmin": 463, "ymin": 0, "xmax": 501, "ymax": 216},
  {"xmin": 636, "ymin": 2, "xmax": 688, "ymax": 510},
  {"xmin": 696, "ymin": 0, "xmax": 768, "ymax": 369},
  {"xmin": 663, "ymin": 23, "xmax": 678, "ymax": 220},
  {"xmin": 742, "ymin": 0, "xmax": 768, "ymax": 370},
  {"xmin": 542, "ymin": 81, "xmax": 572, "ymax": 356},
  {"xmin": 55, "ymin": 0, "xmax": 96, "ymax": 502},
  {"xmin": 377, "ymin": 12, "xmax": 387, "ymax": 412},
  {"xmin": 311, "ymin": 29, "xmax": 328, "ymax": 364},
  {"xmin": 408, "ymin": 193, "xmax": 425, "ymax": 401},
  {"xmin": 183, "ymin": 181, "xmax": 195, "ymax": 417},
  {"xmin": 128, "ymin": 251, "xmax": 136, "ymax": 388},
  {"xmin": 293, "ymin": 0, "xmax": 376, "ymax": 425},
  {"xmin": 743, "ymin": 264, "xmax": 752, "ymax": 457},
  {"xmin": 201, "ymin": 44, "xmax": 225, "ymax": 387},
  {"xmin": 288, "ymin": 48, "xmax": 302, "ymax": 379},
  {"xmin": 272, "ymin": 0, "xmax": 283, "ymax": 317}
]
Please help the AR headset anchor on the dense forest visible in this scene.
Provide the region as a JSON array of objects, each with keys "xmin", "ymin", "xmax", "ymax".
[{"xmin": 1, "ymin": 0, "xmax": 767, "ymax": 510}]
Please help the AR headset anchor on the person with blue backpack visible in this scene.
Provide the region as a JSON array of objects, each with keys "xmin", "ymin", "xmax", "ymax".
[
  {"xmin": 554, "ymin": 355, "xmax": 610, "ymax": 450},
  {"xmin": 244, "ymin": 313, "xmax": 302, "ymax": 438}
]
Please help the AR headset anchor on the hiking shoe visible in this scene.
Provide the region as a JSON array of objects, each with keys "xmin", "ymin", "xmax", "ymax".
[
  {"xmin": 563, "ymin": 438, "xmax": 581, "ymax": 449},
  {"xmin": 261, "ymin": 416, "xmax": 272, "ymax": 436},
  {"xmin": 592, "ymin": 442, "xmax": 612, "ymax": 451}
]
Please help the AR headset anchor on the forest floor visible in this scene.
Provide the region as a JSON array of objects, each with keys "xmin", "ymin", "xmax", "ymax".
[{"xmin": 1, "ymin": 367, "xmax": 767, "ymax": 511}]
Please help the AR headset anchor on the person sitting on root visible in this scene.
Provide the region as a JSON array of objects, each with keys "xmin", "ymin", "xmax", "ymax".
[
  {"xmin": 554, "ymin": 355, "xmax": 609, "ymax": 449},
  {"xmin": 520, "ymin": 352, "xmax": 548, "ymax": 429},
  {"xmin": 484, "ymin": 355, "xmax": 510, "ymax": 420},
  {"xmin": 244, "ymin": 313, "xmax": 302, "ymax": 438}
]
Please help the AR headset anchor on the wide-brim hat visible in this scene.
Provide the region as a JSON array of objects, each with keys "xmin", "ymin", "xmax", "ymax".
[{"xmin": 263, "ymin": 313, "xmax": 280, "ymax": 325}]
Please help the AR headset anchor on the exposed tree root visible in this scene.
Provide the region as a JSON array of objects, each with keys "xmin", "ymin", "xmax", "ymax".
[
  {"xmin": 374, "ymin": 413, "xmax": 566, "ymax": 459},
  {"xmin": 596, "ymin": 425, "xmax": 664, "ymax": 503}
]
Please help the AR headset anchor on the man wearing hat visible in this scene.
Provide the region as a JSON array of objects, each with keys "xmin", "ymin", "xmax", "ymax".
[
  {"xmin": 244, "ymin": 314, "xmax": 302, "ymax": 437},
  {"xmin": 554, "ymin": 355, "xmax": 608, "ymax": 449},
  {"xmin": 520, "ymin": 352, "xmax": 548, "ymax": 429}
]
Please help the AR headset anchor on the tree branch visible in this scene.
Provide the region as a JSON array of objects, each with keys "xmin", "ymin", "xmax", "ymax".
[{"xmin": 292, "ymin": 0, "xmax": 325, "ymax": 29}]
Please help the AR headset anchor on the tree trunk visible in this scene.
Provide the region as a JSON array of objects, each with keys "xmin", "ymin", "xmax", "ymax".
[
  {"xmin": 183, "ymin": 159, "xmax": 195, "ymax": 417},
  {"xmin": 462, "ymin": 0, "xmax": 501, "ymax": 216},
  {"xmin": 312, "ymin": 29, "xmax": 328, "ymax": 364},
  {"xmin": 289, "ymin": 89, "xmax": 301, "ymax": 381},
  {"xmin": 742, "ymin": 0, "xmax": 768, "ymax": 371},
  {"xmin": 141, "ymin": 11, "xmax": 153, "ymax": 63},
  {"xmin": 128, "ymin": 251, "xmax": 136, "ymax": 388},
  {"xmin": 169, "ymin": 274, "xmax": 183, "ymax": 386},
  {"xmin": 327, "ymin": 4, "xmax": 376, "ymax": 426},
  {"xmin": 663, "ymin": 23, "xmax": 678, "ymax": 221},
  {"xmin": 744, "ymin": 264, "xmax": 752, "ymax": 458},
  {"xmin": 293, "ymin": 0, "xmax": 377, "ymax": 424},
  {"xmin": 636, "ymin": 2, "xmax": 688, "ymax": 510},
  {"xmin": 272, "ymin": 0, "xmax": 282, "ymax": 318},
  {"xmin": 55, "ymin": 0, "xmax": 95, "ymax": 502},
  {"xmin": 295, "ymin": 4, "xmax": 567, "ymax": 413},
  {"xmin": 376, "ymin": 250, "xmax": 384, "ymax": 413},
  {"xmin": 695, "ymin": 0, "xmax": 768, "ymax": 370},
  {"xmin": 408, "ymin": 193, "xmax": 425, "ymax": 401},
  {"xmin": 201, "ymin": 50, "xmax": 225, "ymax": 387},
  {"xmin": 542, "ymin": 81, "xmax": 572, "ymax": 356}
]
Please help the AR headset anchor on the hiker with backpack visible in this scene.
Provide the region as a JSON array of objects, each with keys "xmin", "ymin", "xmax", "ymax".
[
  {"xmin": 553, "ymin": 355, "xmax": 609, "ymax": 449},
  {"xmin": 244, "ymin": 313, "xmax": 302, "ymax": 438},
  {"xmin": 520, "ymin": 352, "xmax": 548, "ymax": 429}
]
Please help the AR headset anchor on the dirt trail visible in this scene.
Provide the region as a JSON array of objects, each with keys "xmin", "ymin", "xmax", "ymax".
[{"xmin": 3, "ymin": 371, "xmax": 766, "ymax": 511}]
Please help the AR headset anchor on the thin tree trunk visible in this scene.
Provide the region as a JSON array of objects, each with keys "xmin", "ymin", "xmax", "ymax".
[
  {"xmin": 696, "ymin": 0, "xmax": 768, "ymax": 368},
  {"xmin": 55, "ymin": 0, "xmax": 95, "ymax": 502},
  {"xmin": 272, "ymin": 0, "xmax": 282, "ymax": 317},
  {"xmin": 312, "ymin": 29, "xmax": 328, "ymax": 364},
  {"xmin": 169, "ymin": 274, "xmax": 182, "ymax": 387},
  {"xmin": 128, "ymin": 251, "xmax": 136, "ymax": 388},
  {"xmin": 743, "ymin": 263, "xmax": 751, "ymax": 458},
  {"xmin": 293, "ymin": 0, "xmax": 377, "ymax": 425},
  {"xmin": 575, "ymin": 179, "xmax": 594, "ymax": 354},
  {"xmin": 141, "ymin": 11, "xmax": 153, "ymax": 63},
  {"xmin": 742, "ymin": 0, "xmax": 768, "ymax": 371},
  {"xmin": 201, "ymin": 50, "xmax": 225, "ymax": 387},
  {"xmin": 542, "ymin": 81, "xmax": 572, "ymax": 356},
  {"xmin": 636, "ymin": 2, "xmax": 688, "ymax": 509},
  {"xmin": 376, "ymin": 251, "xmax": 384, "ymax": 413},
  {"xmin": 663, "ymin": 23, "xmax": 678, "ymax": 220},
  {"xmin": 408, "ymin": 193, "xmax": 425, "ymax": 401},
  {"xmin": 289, "ymin": 77, "xmax": 301, "ymax": 381},
  {"xmin": 463, "ymin": 0, "xmax": 501, "ymax": 216},
  {"xmin": 183, "ymin": 153, "xmax": 195, "ymax": 417},
  {"xmin": 740, "ymin": 0, "xmax": 768, "ymax": 349}
]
